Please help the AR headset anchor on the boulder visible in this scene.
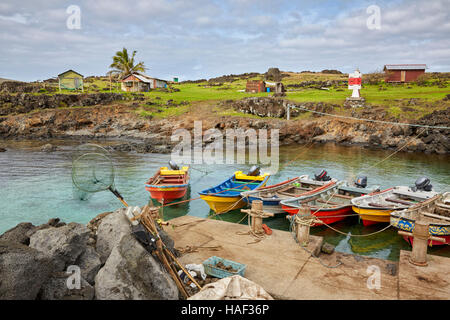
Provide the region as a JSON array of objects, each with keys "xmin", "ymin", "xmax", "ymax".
[
  {"xmin": 0, "ymin": 222, "xmax": 36, "ymax": 245},
  {"xmin": 25, "ymin": 218, "xmax": 65, "ymax": 239},
  {"xmin": 38, "ymin": 272, "xmax": 94, "ymax": 300},
  {"xmin": 29, "ymin": 222, "xmax": 90, "ymax": 271},
  {"xmin": 321, "ymin": 242, "xmax": 335, "ymax": 254},
  {"xmin": 75, "ymin": 246, "xmax": 102, "ymax": 285},
  {"xmin": 40, "ymin": 143, "xmax": 57, "ymax": 152},
  {"xmin": 0, "ymin": 147, "xmax": 6, "ymax": 152},
  {"xmin": 0, "ymin": 240, "xmax": 54, "ymax": 299},
  {"xmin": 264, "ymin": 67, "xmax": 282, "ymax": 81},
  {"xmin": 95, "ymin": 233, "xmax": 179, "ymax": 300},
  {"xmin": 95, "ymin": 208, "xmax": 131, "ymax": 263},
  {"xmin": 368, "ymin": 134, "xmax": 382, "ymax": 145}
]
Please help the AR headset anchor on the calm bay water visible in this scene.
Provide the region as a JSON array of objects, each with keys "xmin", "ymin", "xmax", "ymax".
[{"xmin": 0, "ymin": 139, "xmax": 449, "ymax": 261}]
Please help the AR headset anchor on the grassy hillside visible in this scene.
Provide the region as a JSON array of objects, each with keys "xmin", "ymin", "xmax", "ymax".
[{"xmin": 12, "ymin": 71, "xmax": 449, "ymax": 121}]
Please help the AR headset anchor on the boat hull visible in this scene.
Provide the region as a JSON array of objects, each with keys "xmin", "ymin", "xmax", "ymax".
[
  {"xmin": 402, "ymin": 235, "xmax": 450, "ymax": 246},
  {"xmin": 352, "ymin": 206, "xmax": 392, "ymax": 226},
  {"xmin": 200, "ymin": 195, "xmax": 247, "ymax": 214},
  {"xmin": 245, "ymin": 178, "xmax": 337, "ymax": 215},
  {"xmin": 282, "ymin": 204, "xmax": 353, "ymax": 226},
  {"xmin": 245, "ymin": 196, "xmax": 285, "ymax": 214},
  {"xmin": 199, "ymin": 171, "xmax": 270, "ymax": 214},
  {"xmin": 145, "ymin": 185, "xmax": 188, "ymax": 204},
  {"xmin": 391, "ymin": 214, "xmax": 450, "ymax": 246},
  {"xmin": 145, "ymin": 165, "xmax": 189, "ymax": 204}
]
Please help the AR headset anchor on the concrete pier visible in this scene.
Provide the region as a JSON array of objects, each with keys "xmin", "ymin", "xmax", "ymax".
[{"xmin": 165, "ymin": 215, "xmax": 450, "ymax": 300}]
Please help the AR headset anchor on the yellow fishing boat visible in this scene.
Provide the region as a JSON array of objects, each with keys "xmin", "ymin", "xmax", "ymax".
[
  {"xmin": 199, "ymin": 167, "xmax": 270, "ymax": 214},
  {"xmin": 351, "ymin": 205, "xmax": 394, "ymax": 225},
  {"xmin": 351, "ymin": 179, "xmax": 439, "ymax": 226}
]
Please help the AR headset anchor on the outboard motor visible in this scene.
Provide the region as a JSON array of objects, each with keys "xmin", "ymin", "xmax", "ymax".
[
  {"xmin": 355, "ymin": 176, "xmax": 368, "ymax": 188},
  {"xmin": 414, "ymin": 177, "xmax": 433, "ymax": 192},
  {"xmin": 247, "ymin": 165, "xmax": 261, "ymax": 176},
  {"xmin": 314, "ymin": 169, "xmax": 331, "ymax": 182},
  {"xmin": 168, "ymin": 160, "xmax": 179, "ymax": 170}
]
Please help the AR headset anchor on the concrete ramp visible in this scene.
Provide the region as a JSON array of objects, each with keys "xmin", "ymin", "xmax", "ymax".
[{"xmin": 165, "ymin": 215, "xmax": 411, "ymax": 300}]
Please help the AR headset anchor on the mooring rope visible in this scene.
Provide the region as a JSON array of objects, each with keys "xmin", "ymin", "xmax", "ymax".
[
  {"xmin": 288, "ymin": 214, "xmax": 343, "ymax": 269},
  {"xmin": 348, "ymin": 127, "xmax": 428, "ymax": 182},
  {"xmin": 294, "ymin": 105, "xmax": 450, "ymax": 130}
]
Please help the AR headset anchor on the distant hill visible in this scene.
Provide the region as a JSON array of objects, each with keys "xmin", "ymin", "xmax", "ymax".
[{"xmin": 0, "ymin": 78, "xmax": 23, "ymax": 84}]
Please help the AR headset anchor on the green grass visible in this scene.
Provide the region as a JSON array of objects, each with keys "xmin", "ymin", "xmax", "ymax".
[
  {"xmin": 285, "ymin": 83, "xmax": 448, "ymax": 105},
  {"xmin": 21, "ymin": 73, "xmax": 448, "ymax": 121},
  {"xmin": 137, "ymin": 104, "xmax": 191, "ymax": 119},
  {"xmin": 215, "ymin": 108, "xmax": 268, "ymax": 119},
  {"xmin": 50, "ymin": 74, "xmax": 449, "ymax": 107}
]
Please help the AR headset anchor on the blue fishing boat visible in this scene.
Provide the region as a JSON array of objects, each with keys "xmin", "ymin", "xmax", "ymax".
[{"xmin": 199, "ymin": 167, "xmax": 270, "ymax": 214}]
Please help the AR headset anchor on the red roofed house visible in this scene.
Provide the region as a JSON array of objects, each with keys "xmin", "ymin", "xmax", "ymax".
[{"xmin": 383, "ymin": 64, "xmax": 427, "ymax": 83}]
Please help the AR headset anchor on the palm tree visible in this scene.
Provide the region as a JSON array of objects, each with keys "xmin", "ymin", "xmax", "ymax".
[{"xmin": 109, "ymin": 48, "xmax": 146, "ymax": 79}]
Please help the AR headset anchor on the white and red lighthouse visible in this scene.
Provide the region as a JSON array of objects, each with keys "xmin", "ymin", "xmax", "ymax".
[{"xmin": 348, "ymin": 69, "xmax": 362, "ymax": 98}]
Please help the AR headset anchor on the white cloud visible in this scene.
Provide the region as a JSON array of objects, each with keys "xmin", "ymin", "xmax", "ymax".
[
  {"xmin": 0, "ymin": 0, "xmax": 449, "ymax": 81},
  {"xmin": 0, "ymin": 13, "xmax": 28, "ymax": 24}
]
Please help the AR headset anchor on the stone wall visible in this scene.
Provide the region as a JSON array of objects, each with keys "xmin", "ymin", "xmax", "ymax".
[{"xmin": 0, "ymin": 93, "xmax": 125, "ymax": 116}]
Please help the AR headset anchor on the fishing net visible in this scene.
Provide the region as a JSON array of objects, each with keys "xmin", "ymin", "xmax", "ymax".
[
  {"xmin": 72, "ymin": 144, "xmax": 115, "ymax": 193},
  {"xmin": 71, "ymin": 144, "xmax": 127, "ymax": 206},
  {"xmin": 72, "ymin": 184, "xmax": 91, "ymax": 201}
]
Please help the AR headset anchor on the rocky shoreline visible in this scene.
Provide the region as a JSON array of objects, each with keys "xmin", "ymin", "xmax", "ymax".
[
  {"xmin": 0, "ymin": 96, "xmax": 448, "ymax": 155},
  {"xmin": 0, "ymin": 209, "xmax": 179, "ymax": 300}
]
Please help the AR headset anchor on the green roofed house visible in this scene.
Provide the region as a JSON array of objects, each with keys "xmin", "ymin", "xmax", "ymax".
[{"xmin": 58, "ymin": 69, "xmax": 84, "ymax": 92}]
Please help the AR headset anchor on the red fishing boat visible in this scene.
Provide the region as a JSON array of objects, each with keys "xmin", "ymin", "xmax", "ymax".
[
  {"xmin": 281, "ymin": 180, "xmax": 377, "ymax": 226},
  {"xmin": 145, "ymin": 162, "xmax": 189, "ymax": 204}
]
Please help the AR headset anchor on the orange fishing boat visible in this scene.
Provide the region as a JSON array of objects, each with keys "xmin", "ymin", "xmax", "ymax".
[{"xmin": 145, "ymin": 162, "xmax": 189, "ymax": 204}]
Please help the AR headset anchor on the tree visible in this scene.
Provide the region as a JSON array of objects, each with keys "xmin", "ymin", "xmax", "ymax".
[{"xmin": 108, "ymin": 48, "xmax": 146, "ymax": 79}]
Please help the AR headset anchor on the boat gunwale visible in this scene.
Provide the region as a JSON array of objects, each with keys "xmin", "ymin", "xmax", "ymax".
[
  {"xmin": 240, "ymin": 175, "xmax": 307, "ymax": 200},
  {"xmin": 390, "ymin": 193, "xmax": 450, "ymax": 227},
  {"xmin": 145, "ymin": 183, "xmax": 189, "ymax": 189},
  {"xmin": 280, "ymin": 180, "xmax": 342, "ymax": 208},
  {"xmin": 146, "ymin": 167, "xmax": 190, "ymax": 187},
  {"xmin": 198, "ymin": 172, "xmax": 270, "ymax": 198},
  {"xmin": 351, "ymin": 187, "xmax": 417, "ymax": 210}
]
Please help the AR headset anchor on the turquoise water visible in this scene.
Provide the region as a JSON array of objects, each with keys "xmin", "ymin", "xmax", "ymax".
[{"xmin": 1, "ymin": 139, "xmax": 449, "ymax": 261}]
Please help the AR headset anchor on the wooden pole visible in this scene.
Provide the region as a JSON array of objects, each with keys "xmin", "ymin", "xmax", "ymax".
[
  {"xmin": 296, "ymin": 205, "xmax": 311, "ymax": 246},
  {"xmin": 164, "ymin": 247, "xmax": 202, "ymax": 290},
  {"xmin": 409, "ymin": 220, "xmax": 429, "ymax": 266},
  {"xmin": 241, "ymin": 200, "xmax": 274, "ymax": 235},
  {"xmin": 251, "ymin": 200, "xmax": 263, "ymax": 234}
]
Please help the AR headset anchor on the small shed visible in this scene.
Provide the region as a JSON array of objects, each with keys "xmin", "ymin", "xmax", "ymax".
[
  {"xmin": 121, "ymin": 73, "xmax": 168, "ymax": 92},
  {"xmin": 58, "ymin": 70, "xmax": 84, "ymax": 91},
  {"xmin": 246, "ymin": 80, "xmax": 266, "ymax": 93},
  {"xmin": 383, "ymin": 64, "xmax": 426, "ymax": 83}
]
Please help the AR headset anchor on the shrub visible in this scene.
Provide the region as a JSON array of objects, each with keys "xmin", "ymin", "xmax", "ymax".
[
  {"xmin": 364, "ymin": 72, "xmax": 385, "ymax": 85},
  {"xmin": 416, "ymin": 74, "xmax": 432, "ymax": 86}
]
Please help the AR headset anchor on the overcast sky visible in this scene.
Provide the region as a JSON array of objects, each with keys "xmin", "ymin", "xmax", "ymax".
[{"xmin": 1, "ymin": 0, "xmax": 449, "ymax": 82}]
